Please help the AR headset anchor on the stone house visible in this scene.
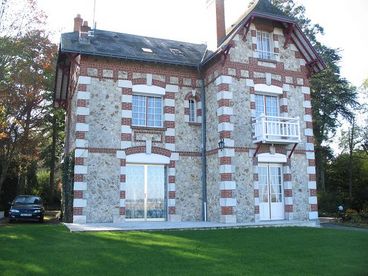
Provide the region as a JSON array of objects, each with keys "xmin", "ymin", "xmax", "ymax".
[{"xmin": 54, "ymin": 0, "xmax": 324, "ymax": 224}]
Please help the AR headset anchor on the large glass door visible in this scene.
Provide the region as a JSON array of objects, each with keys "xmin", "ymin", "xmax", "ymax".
[
  {"xmin": 125, "ymin": 164, "xmax": 165, "ymax": 221},
  {"xmin": 258, "ymin": 164, "xmax": 284, "ymax": 220}
]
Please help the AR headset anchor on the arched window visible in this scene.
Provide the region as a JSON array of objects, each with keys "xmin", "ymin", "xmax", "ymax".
[{"xmin": 189, "ymin": 99, "xmax": 196, "ymax": 122}]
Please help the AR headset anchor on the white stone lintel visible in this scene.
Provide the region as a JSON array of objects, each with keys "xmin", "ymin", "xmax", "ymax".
[
  {"xmin": 74, "ymin": 182, "xmax": 87, "ymax": 191},
  {"xmin": 215, "ymin": 75, "xmax": 232, "ymax": 85},
  {"xmin": 216, "ymin": 91, "xmax": 233, "ymax": 101},
  {"xmin": 309, "ymin": 196, "xmax": 318, "ymax": 204},
  {"xmin": 304, "ymin": 114, "xmax": 312, "ymax": 122},
  {"xmin": 219, "ymin": 165, "xmax": 233, "ymax": 174},
  {"xmin": 118, "ymin": 80, "xmax": 132, "ymax": 88},
  {"xmin": 304, "ymin": 128, "xmax": 314, "ymax": 136},
  {"xmin": 165, "ymin": 143, "xmax": 175, "ymax": 151},
  {"xmin": 220, "ymin": 198, "xmax": 237, "ymax": 207},
  {"xmin": 218, "ymin": 122, "xmax": 234, "ymax": 132},
  {"xmin": 254, "ymin": 84, "xmax": 283, "ymax": 95},
  {"xmin": 165, "ymin": 84, "xmax": 179, "ymax": 93},
  {"xmin": 302, "ymin": 86, "xmax": 311, "ymax": 94},
  {"xmin": 164, "ymin": 98, "xmax": 175, "ymax": 107},
  {"xmin": 309, "ymin": 211, "xmax": 318, "ymax": 220},
  {"xmin": 77, "ymin": 91, "xmax": 90, "ymax": 100},
  {"xmin": 75, "ymin": 149, "xmax": 88, "ymax": 158},
  {"xmin": 308, "ymin": 181, "xmax": 317, "ymax": 189},
  {"xmin": 122, "ymin": 110, "xmax": 132, "ymax": 118},
  {"xmin": 306, "ymin": 151, "xmax": 315, "ymax": 160},
  {"xmin": 122, "ymin": 94, "xmax": 132, "ymax": 103},
  {"xmin": 170, "ymin": 152, "xmax": 180, "ymax": 161},
  {"xmin": 218, "ymin": 148, "xmax": 235, "ymax": 157},
  {"xmin": 73, "ymin": 199, "xmax": 87, "ymax": 208},
  {"xmin": 219, "ymin": 181, "xmax": 236, "ymax": 190},
  {"xmin": 78, "ymin": 76, "xmax": 91, "ymax": 85},
  {"xmin": 76, "ymin": 107, "xmax": 90, "ymax": 116},
  {"xmin": 245, "ymin": 79, "xmax": 254, "ymax": 87},
  {"xmin": 121, "ymin": 125, "xmax": 132, "ymax": 134},
  {"xmin": 74, "ymin": 165, "xmax": 87, "ymax": 174},
  {"xmin": 76, "ymin": 123, "xmax": 89, "ymax": 132},
  {"xmin": 75, "ymin": 139, "xmax": 88, "ymax": 148},
  {"xmin": 306, "ymin": 143, "xmax": 315, "ymax": 151},
  {"xmin": 217, "ymin": 107, "xmax": 233, "ymax": 116},
  {"xmin": 285, "ymin": 197, "xmax": 293, "ymax": 205}
]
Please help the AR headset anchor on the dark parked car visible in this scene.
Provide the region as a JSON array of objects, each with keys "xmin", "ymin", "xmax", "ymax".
[{"xmin": 8, "ymin": 195, "xmax": 45, "ymax": 223}]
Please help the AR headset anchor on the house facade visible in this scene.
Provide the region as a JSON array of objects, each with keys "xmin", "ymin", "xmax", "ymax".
[{"xmin": 54, "ymin": 0, "xmax": 324, "ymax": 224}]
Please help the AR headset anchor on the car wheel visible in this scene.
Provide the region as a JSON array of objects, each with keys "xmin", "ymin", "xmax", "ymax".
[{"xmin": 39, "ymin": 216, "xmax": 44, "ymax": 223}]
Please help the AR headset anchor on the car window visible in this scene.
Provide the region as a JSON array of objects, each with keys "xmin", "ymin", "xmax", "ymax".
[{"xmin": 14, "ymin": 196, "xmax": 41, "ymax": 205}]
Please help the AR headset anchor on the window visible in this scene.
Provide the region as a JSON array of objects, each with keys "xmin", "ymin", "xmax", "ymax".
[
  {"xmin": 189, "ymin": 99, "xmax": 196, "ymax": 122},
  {"xmin": 170, "ymin": 48, "xmax": 184, "ymax": 57},
  {"xmin": 142, "ymin": 47, "xmax": 153, "ymax": 53},
  {"xmin": 255, "ymin": 94, "xmax": 279, "ymax": 118},
  {"xmin": 256, "ymin": 31, "xmax": 274, "ymax": 60},
  {"xmin": 132, "ymin": 95, "xmax": 162, "ymax": 127}
]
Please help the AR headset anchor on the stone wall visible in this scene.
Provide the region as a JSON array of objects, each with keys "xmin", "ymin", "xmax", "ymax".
[
  {"xmin": 84, "ymin": 152, "xmax": 120, "ymax": 223},
  {"xmin": 175, "ymin": 156, "xmax": 202, "ymax": 221}
]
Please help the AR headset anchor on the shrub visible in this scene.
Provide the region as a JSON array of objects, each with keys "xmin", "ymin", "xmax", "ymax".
[{"xmin": 344, "ymin": 208, "xmax": 362, "ymax": 223}]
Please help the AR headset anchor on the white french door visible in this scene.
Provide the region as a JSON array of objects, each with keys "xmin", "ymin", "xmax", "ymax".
[
  {"xmin": 258, "ymin": 164, "xmax": 284, "ymax": 220},
  {"xmin": 125, "ymin": 164, "xmax": 166, "ymax": 221}
]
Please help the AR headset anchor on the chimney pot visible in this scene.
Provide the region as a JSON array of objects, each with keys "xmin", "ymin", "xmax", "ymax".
[{"xmin": 73, "ymin": 14, "xmax": 83, "ymax": 32}]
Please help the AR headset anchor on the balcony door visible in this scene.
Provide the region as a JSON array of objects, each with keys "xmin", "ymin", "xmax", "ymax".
[
  {"xmin": 125, "ymin": 164, "xmax": 166, "ymax": 221},
  {"xmin": 258, "ymin": 164, "xmax": 284, "ymax": 220}
]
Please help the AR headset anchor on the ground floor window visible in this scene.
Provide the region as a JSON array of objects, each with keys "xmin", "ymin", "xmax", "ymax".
[{"xmin": 125, "ymin": 164, "xmax": 166, "ymax": 221}]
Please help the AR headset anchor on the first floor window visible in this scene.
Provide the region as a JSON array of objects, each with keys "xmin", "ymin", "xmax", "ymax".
[
  {"xmin": 132, "ymin": 94, "xmax": 162, "ymax": 127},
  {"xmin": 255, "ymin": 94, "xmax": 279, "ymax": 117},
  {"xmin": 189, "ymin": 99, "xmax": 196, "ymax": 122}
]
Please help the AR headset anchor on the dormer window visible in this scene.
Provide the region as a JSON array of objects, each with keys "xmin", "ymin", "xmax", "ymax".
[
  {"xmin": 142, "ymin": 47, "xmax": 153, "ymax": 53},
  {"xmin": 256, "ymin": 31, "xmax": 275, "ymax": 60},
  {"xmin": 170, "ymin": 48, "xmax": 184, "ymax": 57}
]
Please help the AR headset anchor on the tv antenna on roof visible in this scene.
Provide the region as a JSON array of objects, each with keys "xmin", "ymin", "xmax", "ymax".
[{"xmin": 92, "ymin": 0, "xmax": 97, "ymax": 30}]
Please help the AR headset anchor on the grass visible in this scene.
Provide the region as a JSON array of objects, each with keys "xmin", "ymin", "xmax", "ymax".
[{"xmin": 0, "ymin": 224, "xmax": 367, "ymax": 276}]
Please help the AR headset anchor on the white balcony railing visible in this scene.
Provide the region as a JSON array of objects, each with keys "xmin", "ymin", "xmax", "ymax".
[{"xmin": 253, "ymin": 115, "xmax": 301, "ymax": 144}]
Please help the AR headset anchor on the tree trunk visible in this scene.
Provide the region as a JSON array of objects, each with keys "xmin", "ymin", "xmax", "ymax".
[{"xmin": 49, "ymin": 114, "xmax": 57, "ymax": 204}]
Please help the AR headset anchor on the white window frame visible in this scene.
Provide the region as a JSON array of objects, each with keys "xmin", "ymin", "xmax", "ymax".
[
  {"xmin": 255, "ymin": 93, "xmax": 279, "ymax": 118},
  {"xmin": 188, "ymin": 99, "xmax": 196, "ymax": 123},
  {"xmin": 132, "ymin": 94, "xmax": 163, "ymax": 128},
  {"xmin": 256, "ymin": 31, "xmax": 275, "ymax": 60}
]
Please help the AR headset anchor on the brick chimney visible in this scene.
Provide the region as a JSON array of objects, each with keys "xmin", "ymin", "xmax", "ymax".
[
  {"xmin": 74, "ymin": 14, "xmax": 83, "ymax": 32},
  {"xmin": 206, "ymin": 0, "xmax": 227, "ymax": 50},
  {"xmin": 79, "ymin": 20, "xmax": 92, "ymax": 44},
  {"xmin": 216, "ymin": 0, "xmax": 226, "ymax": 47}
]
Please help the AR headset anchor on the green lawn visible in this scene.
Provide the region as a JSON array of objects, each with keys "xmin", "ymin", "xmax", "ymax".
[{"xmin": 0, "ymin": 224, "xmax": 367, "ymax": 275}]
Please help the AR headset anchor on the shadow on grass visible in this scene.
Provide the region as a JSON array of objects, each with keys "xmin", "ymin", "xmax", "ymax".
[{"xmin": 0, "ymin": 225, "xmax": 367, "ymax": 275}]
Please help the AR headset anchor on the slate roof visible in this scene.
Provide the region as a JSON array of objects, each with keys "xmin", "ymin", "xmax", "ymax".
[{"xmin": 60, "ymin": 30, "xmax": 207, "ymax": 67}]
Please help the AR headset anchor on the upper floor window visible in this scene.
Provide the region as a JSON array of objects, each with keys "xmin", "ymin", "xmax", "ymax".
[
  {"xmin": 256, "ymin": 31, "xmax": 274, "ymax": 60},
  {"xmin": 132, "ymin": 94, "xmax": 162, "ymax": 127},
  {"xmin": 189, "ymin": 99, "xmax": 196, "ymax": 122},
  {"xmin": 255, "ymin": 94, "xmax": 279, "ymax": 118}
]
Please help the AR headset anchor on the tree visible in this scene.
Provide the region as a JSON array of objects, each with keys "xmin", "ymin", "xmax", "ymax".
[
  {"xmin": 273, "ymin": 0, "xmax": 359, "ymax": 191},
  {"xmin": 0, "ymin": 30, "xmax": 57, "ymax": 196}
]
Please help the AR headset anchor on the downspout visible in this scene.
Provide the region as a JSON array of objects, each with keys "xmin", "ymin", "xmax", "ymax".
[{"xmin": 198, "ymin": 52, "xmax": 208, "ymax": 222}]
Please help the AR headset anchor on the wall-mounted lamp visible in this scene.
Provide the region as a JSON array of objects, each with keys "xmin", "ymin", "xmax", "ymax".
[{"xmin": 218, "ymin": 138, "xmax": 225, "ymax": 151}]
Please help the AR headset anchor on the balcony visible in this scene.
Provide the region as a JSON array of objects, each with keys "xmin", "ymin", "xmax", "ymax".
[{"xmin": 253, "ymin": 115, "xmax": 301, "ymax": 144}]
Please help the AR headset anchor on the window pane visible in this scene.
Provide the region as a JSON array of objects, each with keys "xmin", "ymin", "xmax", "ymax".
[
  {"xmin": 189, "ymin": 99, "xmax": 196, "ymax": 122},
  {"xmin": 255, "ymin": 94, "xmax": 264, "ymax": 117},
  {"xmin": 132, "ymin": 95, "xmax": 146, "ymax": 126},
  {"xmin": 265, "ymin": 96, "xmax": 278, "ymax": 117}
]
